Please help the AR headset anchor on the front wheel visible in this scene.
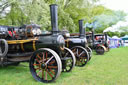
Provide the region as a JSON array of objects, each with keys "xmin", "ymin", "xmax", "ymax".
[
  {"xmin": 29, "ymin": 48, "xmax": 62, "ymax": 83},
  {"xmin": 86, "ymin": 46, "xmax": 92, "ymax": 60},
  {"xmin": 71, "ymin": 46, "xmax": 89, "ymax": 67},
  {"xmin": 61, "ymin": 47, "xmax": 76, "ymax": 72}
]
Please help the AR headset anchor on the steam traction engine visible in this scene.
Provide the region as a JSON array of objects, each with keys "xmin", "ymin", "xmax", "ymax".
[
  {"xmin": 86, "ymin": 31, "xmax": 109, "ymax": 55},
  {"xmin": 0, "ymin": 4, "xmax": 76, "ymax": 83},
  {"xmin": 62, "ymin": 20, "xmax": 92, "ymax": 67}
]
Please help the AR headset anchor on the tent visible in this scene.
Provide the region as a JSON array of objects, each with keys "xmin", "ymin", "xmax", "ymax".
[
  {"xmin": 121, "ymin": 35, "xmax": 128, "ymax": 40},
  {"xmin": 109, "ymin": 36, "xmax": 122, "ymax": 48},
  {"xmin": 121, "ymin": 35, "xmax": 128, "ymax": 46}
]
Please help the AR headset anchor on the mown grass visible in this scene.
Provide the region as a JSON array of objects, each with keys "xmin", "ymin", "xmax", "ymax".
[{"xmin": 0, "ymin": 47, "xmax": 128, "ymax": 85}]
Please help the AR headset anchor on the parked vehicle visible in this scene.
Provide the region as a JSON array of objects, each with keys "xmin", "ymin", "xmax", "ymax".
[
  {"xmin": 61, "ymin": 20, "xmax": 92, "ymax": 67},
  {"xmin": 0, "ymin": 4, "xmax": 76, "ymax": 83},
  {"xmin": 86, "ymin": 31, "xmax": 109, "ymax": 55}
]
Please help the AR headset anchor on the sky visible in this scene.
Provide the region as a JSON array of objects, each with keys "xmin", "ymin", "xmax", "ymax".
[
  {"xmin": 99, "ymin": 0, "xmax": 128, "ymax": 32},
  {"xmin": 100, "ymin": 0, "xmax": 128, "ymax": 13}
]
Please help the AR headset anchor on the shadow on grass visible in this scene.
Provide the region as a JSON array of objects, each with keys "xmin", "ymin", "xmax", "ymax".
[
  {"xmin": 0, "ymin": 62, "xmax": 74, "ymax": 85},
  {"xmin": 0, "ymin": 63, "xmax": 29, "ymax": 73}
]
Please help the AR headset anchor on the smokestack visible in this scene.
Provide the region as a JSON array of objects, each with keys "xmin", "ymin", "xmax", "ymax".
[
  {"xmin": 92, "ymin": 29, "xmax": 95, "ymax": 48},
  {"xmin": 104, "ymin": 33, "xmax": 107, "ymax": 42},
  {"xmin": 79, "ymin": 19, "xmax": 85, "ymax": 37},
  {"xmin": 50, "ymin": 4, "xmax": 58, "ymax": 34}
]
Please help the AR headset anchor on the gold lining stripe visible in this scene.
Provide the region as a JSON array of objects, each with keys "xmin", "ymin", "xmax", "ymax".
[
  {"xmin": 33, "ymin": 40, "xmax": 36, "ymax": 51},
  {"xmin": 7, "ymin": 38, "xmax": 38, "ymax": 44},
  {"xmin": 21, "ymin": 43, "xmax": 24, "ymax": 51}
]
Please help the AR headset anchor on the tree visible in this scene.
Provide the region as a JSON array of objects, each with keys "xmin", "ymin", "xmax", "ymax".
[
  {"xmin": 0, "ymin": 0, "xmax": 28, "ymax": 26},
  {"xmin": 93, "ymin": 10, "xmax": 126, "ymax": 33}
]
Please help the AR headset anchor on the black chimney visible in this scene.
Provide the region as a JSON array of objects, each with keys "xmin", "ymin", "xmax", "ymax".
[
  {"xmin": 79, "ymin": 20, "xmax": 85, "ymax": 37},
  {"xmin": 92, "ymin": 29, "xmax": 95, "ymax": 48},
  {"xmin": 50, "ymin": 4, "xmax": 58, "ymax": 34},
  {"xmin": 104, "ymin": 33, "xmax": 107, "ymax": 42}
]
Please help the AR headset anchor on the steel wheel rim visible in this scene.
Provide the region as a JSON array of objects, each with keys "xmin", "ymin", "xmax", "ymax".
[
  {"xmin": 86, "ymin": 46, "xmax": 92, "ymax": 60},
  {"xmin": 30, "ymin": 48, "xmax": 62, "ymax": 83},
  {"xmin": 71, "ymin": 46, "xmax": 89, "ymax": 67},
  {"xmin": 61, "ymin": 47, "xmax": 76, "ymax": 72}
]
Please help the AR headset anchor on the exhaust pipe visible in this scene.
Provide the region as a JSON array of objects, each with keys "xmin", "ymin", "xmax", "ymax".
[
  {"xmin": 92, "ymin": 29, "xmax": 95, "ymax": 48},
  {"xmin": 79, "ymin": 20, "xmax": 85, "ymax": 37},
  {"xmin": 50, "ymin": 4, "xmax": 58, "ymax": 35},
  {"xmin": 104, "ymin": 33, "xmax": 107, "ymax": 42}
]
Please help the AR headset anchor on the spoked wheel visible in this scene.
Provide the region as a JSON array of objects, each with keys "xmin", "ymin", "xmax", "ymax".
[
  {"xmin": 86, "ymin": 46, "xmax": 92, "ymax": 60},
  {"xmin": 61, "ymin": 47, "xmax": 76, "ymax": 72},
  {"xmin": 71, "ymin": 46, "xmax": 89, "ymax": 67},
  {"xmin": 95, "ymin": 46, "xmax": 105, "ymax": 55},
  {"xmin": 29, "ymin": 48, "xmax": 62, "ymax": 83}
]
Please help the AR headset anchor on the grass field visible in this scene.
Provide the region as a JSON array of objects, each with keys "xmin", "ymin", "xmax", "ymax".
[{"xmin": 0, "ymin": 47, "xmax": 128, "ymax": 85}]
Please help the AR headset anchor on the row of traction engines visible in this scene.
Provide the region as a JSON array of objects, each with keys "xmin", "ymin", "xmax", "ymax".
[{"xmin": 0, "ymin": 4, "xmax": 95, "ymax": 83}]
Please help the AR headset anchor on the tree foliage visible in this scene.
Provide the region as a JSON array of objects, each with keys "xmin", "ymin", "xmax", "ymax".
[
  {"xmin": 0, "ymin": 0, "xmax": 127, "ymax": 34},
  {"xmin": 93, "ymin": 10, "xmax": 127, "ymax": 33}
]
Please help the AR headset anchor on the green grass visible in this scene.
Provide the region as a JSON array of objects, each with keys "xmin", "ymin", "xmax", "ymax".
[{"xmin": 0, "ymin": 47, "xmax": 128, "ymax": 85}]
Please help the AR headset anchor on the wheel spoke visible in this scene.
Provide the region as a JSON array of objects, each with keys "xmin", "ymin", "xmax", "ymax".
[
  {"xmin": 35, "ymin": 67, "xmax": 41, "ymax": 70},
  {"xmin": 42, "ymin": 53, "xmax": 45, "ymax": 63},
  {"xmin": 46, "ymin": 69, "xmax": 53, "ymax": 78},
  {"xmin": 50, "ymin": 69, "xmax": 55, "ymax": 75},
  {"xmin": 42, "ymin": 69, "xmax": 44, "ymax": 79},
  {"xmin": 36, "ymin": 58, "xmax": 41, "ymax": 64},
  {"xmin": 37, "ymin": 54, "xmax": 42, "ymax": 60},
  {"xmin": 72, "ymin": 48, "xmax": 77, "ymax": 55},
  {"xmin": 72, "ymin": 48, "xmax": 76, "ymax": 52},
  {"xmin": 33, "ymin": 64, "xmax": 40, "ymax": 66},
  {"xmin": 79, "ymin": 51, "xmax": 85, "ymax": 57},
  {"xmin": 45, "ymin": 70, "xmax": 47, "ymax": 80},
  {"xmin": 49, "ymin": 60, "xmax": 55, "ymax": 65},
  {"xmin": 76, "ymin": 49, "xmax": 79, "ymax": 56},
  {"xmin": 48, "ymin": 66, "xmax": 58, "ymax": 69},
  {"xmin": 64, "ymin": 52, "xmax": 69, "ymax": 57},
  {"xmin": 45, "ymin": 56, "xmax": 54, "ymax": 65}
]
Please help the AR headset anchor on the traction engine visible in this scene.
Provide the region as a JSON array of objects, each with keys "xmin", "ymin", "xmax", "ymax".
[
  {"xmin": 62, "ymin": 20, "xmax": 92, "ymax": 67},
  {"xmin": 0, "ymin": 4, "xmax": 76, "ymax": 83}
]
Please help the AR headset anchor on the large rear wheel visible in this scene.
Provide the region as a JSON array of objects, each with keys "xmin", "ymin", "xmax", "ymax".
[{"xmin": 29, "ymin": 48, "xmax": 62, "ymax": 83}]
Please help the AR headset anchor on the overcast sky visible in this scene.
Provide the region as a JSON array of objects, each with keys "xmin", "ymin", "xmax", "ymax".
[{"xmin": 100, "ymin": 0, "xmax": 128, "ymax": 13}]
